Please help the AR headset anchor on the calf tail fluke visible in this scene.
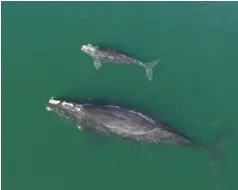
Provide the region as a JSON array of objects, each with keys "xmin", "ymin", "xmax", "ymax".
[{"xmin": 144, "ymin": 59, "xmax": 160, "ymax": 81}]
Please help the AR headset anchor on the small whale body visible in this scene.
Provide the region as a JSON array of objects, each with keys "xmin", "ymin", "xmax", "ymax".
[
  {"xmin": 46, "ymin": 97, "xmax": 230, "ymax": 178},
  {"xmin": 81, "ymin": 44, "xmax": 160, "ymax": 81}
]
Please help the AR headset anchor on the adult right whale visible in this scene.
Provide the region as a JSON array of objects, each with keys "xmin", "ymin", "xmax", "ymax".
[
  {"xmin": 81, "ymin": 44, "xmax": 160, "ymax": 81},
  {"xmin": 46, "ymin": 97, "xmax": 230, "ymax": 177}
]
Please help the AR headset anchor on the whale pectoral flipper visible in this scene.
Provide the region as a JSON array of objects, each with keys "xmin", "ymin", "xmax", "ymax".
[{"xmin": 93, "ymin": 58, "xmax": 102, "ymax": 70}]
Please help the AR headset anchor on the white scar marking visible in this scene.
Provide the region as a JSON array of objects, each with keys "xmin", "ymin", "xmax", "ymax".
[{"xmin": 129, "ymin": 110, "xmax": 155, "ymax": 123}]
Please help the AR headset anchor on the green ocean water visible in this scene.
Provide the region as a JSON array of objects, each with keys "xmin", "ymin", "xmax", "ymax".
[{"xmin": 2, "ymin": 2, "xmax": 238, "ymax": 190}]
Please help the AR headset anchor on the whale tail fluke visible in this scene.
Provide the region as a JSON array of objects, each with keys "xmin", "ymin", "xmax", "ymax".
[
  {"xmin": 204, "ymin": 132, "xmax": 234, "ymax": 179},
  {"xmin": 144, "ymin": 59, "xmax": 160, "ymax": 81}
]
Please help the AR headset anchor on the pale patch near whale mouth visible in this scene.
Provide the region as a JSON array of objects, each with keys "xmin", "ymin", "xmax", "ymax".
[
  {"xmin": 47, "ymin": 97, "xmax": 60, "ymax": 111},
  {"xmin": 46, "ymin": 106, "xmax": 52, "ymax": 111},
  {"xmin": 81, "ymin": 45, "xmax": 86, "ymax": 51}
]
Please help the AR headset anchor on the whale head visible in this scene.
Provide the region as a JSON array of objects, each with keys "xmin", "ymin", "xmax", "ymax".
[
  {"xmin": 81, "ymin": 44, "xmax": 97, "ymax": 56},
  {"xmin": 46, "ymin": 97, "xmax": 84, "ymax": 121}
]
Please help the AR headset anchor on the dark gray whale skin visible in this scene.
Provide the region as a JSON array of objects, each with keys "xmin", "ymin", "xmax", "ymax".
[
  {"xmin": 46, "ymin": 97, "xmax": 199, "ymax": 148},
  {"xmin": 46, "ymin": 97, "xmax": 231, "ymax": 177}
]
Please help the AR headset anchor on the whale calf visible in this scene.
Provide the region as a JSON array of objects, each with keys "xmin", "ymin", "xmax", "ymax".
[{"xmin": 81, "ymin": 44, "xmax": 160, "ymax": 81}]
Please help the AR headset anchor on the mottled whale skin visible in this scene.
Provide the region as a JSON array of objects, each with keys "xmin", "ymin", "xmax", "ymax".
[
  {"xmin": 46, "ymin": 97, "xmax": 199, "ymax": 147},
  {"xmin": 81, "ymin": 44, "xmax": 159, "ymax": 81}
]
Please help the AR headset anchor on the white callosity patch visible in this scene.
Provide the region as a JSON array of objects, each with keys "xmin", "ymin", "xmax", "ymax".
[
  {"xmin": 81, "ymin": 45, "xmax": 86, "ymax": 51},
  {"xmin": 62, "ymin": 101, "xmax": 73, "ymax": 107},
  {"xmin": 81, "ymin": 44, "xmax": 97, "ymax": 56},
  {"xmin": 49, "ymin": 99, "xmax": 60, "ymax": 105},
  {"xmin": 46, "ymin": 107, "xmax": 52, "ymax": 111},
  {"xmin": 81, "ymin": 44, "xmax": 93, "ymax": 51},
  {"xmin": 76, "ymin": 105, "xmax": 82, "ymax": 111}
]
